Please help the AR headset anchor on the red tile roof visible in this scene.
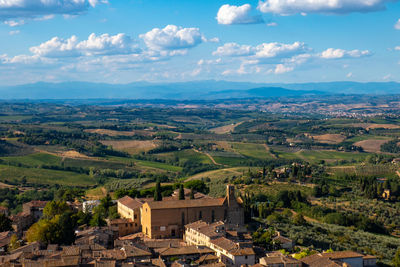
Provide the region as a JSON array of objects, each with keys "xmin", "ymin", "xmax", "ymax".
[
  {"xmin": 118, "ymin": 196, "xmax": 144, "ymax": 210},
  {"xmin": 146, "ymin": 198, "xmax": 225, "ymax": 210}
]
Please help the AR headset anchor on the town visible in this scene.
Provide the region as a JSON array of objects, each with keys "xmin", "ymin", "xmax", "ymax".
[{"xmin": 0, "ymin": 183, "xmax": 379, "ymax": 267}]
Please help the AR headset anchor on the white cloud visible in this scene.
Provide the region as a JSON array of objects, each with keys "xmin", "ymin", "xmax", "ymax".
[
  {"xmin": 255, "ymin": 42, "xmax": 307, "ymax": 59},
  {"xmin": 4, "ymin": 20, "xmax": 25, "ymax": 27},
  {"xmin": 29, "ymin": 33, "xmax": 140, "ymax": 58},
  {"xmin": 320, "ymin": 48, "xmax": 371, "ymax": 59},
  {"xmin": 0, "ymin": 0, "xmax": 106, "ymax": 21},
  {"xmin": 395, "ymin": 19, "xmax": 400, "ymax": 30},
  {"xmin": 139, "ymin": 25, "xmax": 206, "ymax": 52},
  {"xmin": 266, "ymin": 22, "xmax": 278, "ymax": 27},
  {"xmin": 274, "ymin": 64, "xmax": 294, "ymax": 74},
  {"xmin": 213, "ymin": 43, "xmax": 254, "ymax": 56},
  {"xmin": 346, "ymin": 72, "xmax": 353, "ymax": 78},
  {"xmin": 216, "ymin": 4, "xmax": 263, "ymax": 25},
  {"xmin": 395, "ymin": 46, "xmax": 400, "ymax": 50},
  {"xmin": 258, "ymin": 0, "xmax": 394, "ymax": 15},
  {"xmin": 213, "ymin": 41, "xmax": 308, "ymax": 60}
]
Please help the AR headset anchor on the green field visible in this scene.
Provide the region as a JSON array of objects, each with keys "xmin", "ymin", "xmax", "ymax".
[
  {"xmin": 232, "ymin": 142, "xmax": 274, "ymax": 159},
  {"xmin": 0, "ymin": 153, "xmax": 62, "ymax": 167},
  {"xmin": 277, "ymin": 149, "xmax": 369, "ymax": 162},
  {"xmin": 0, "ymin": 164, "xmax": 96, "ymax": 186}
]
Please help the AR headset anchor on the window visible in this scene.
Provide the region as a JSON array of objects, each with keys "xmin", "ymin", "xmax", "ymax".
[
  {"xmin": 211, "ymin": 210, "xmax": 215, "ymax": 222},
  {"xmin": 199, "ymin": 211, "xmax": 202, "ymax": 220},
  {"xmin": 181, "ymin": 212, "xmax": 185, "ymax": 225}
]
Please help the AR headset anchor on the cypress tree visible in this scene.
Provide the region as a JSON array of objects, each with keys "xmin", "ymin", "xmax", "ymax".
[
  {"xmin": 179, "ymin": 184, "xmax": 185, "ymax": 200},
  {"xmin": 154, "ymin": 180, "xmax": 162, "ymax": 201}
]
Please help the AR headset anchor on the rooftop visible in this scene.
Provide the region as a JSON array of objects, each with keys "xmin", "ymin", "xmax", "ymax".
[
  {"xmin": 118, "ymin": 196, "xmax": 144, "ymax": 210},
  {"xmin": 146, "ymin": 198, "xmax": 225, "ymax": 210}
]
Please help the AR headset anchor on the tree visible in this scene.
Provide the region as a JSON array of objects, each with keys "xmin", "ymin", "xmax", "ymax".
[
  {"xmin": 43, "ymin": 201, "xmax": 70, "ymax": 219},
  {"xmin": 179, "ymin": 184, "xmax": 185, "ymax": 200},
  {"xmin": 0, "ymin": 214, "xmax": 12, "ymax": 232},
  {"xmin": 8, "ymin": 234, "xmax": 20, "ymax": 251},
  {"xmin": 154, "ymin": 180, "xmax": 162, "ymax": 201},
  {"xmin": 393, "ymin": 248, "xmax": 400, "ymax": 267},
  {"xmin": 292, "ymin": 213, "xmax": 307, "ymax": 226}
]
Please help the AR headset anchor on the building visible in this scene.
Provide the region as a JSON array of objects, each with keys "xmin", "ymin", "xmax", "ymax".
[
  {"xmin": 22, "ymin": 200, "xmax": 47, "ymax": 221},
  {"xmin": 140, "ymin": 185, "xmax": 244, "ymax": 239},
  {"xmin": 301, "ymin": 251, "xmax": 376, "ymax": 267},
  {"xmin": 184, "ymin": 220, "xmax": 255, "ymax": 267},
  {"xmin": 272, "ymin": 232, "xmax": 294, "ymax": 251},
  {"xmin": 83, "ymin": 200, "xmax": 101, "ymax": 213},
  {"xmin": 117, "ymin": 196, "xmax": 143, "ymax": 233},
  {"xmin": 259, "ymin": 253, "xmax": 301, "ymax": 267},
  {"xmin": 108, "ymin": 218, "xmax": 137, "ymax": 237}
]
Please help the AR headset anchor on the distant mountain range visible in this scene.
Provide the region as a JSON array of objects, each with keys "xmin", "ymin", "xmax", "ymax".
[{"xmin": 0, "ymin": 80, "xmax": 399, "ymax": 100}]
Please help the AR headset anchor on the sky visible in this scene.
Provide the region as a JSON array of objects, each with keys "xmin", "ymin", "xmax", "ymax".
[{"xmin": 1, "ymin": 0, "xmax": 400, "ymax": 86}]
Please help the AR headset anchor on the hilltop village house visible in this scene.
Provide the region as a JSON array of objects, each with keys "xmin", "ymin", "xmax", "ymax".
[{"xmin": 117, "ymin": 185, "xmax": 245, "ymax": 238}]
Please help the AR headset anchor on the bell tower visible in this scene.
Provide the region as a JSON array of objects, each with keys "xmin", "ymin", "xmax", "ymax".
[{"xmin": 225, "ymin": 184, "xmax": 244, "ymax": 226}]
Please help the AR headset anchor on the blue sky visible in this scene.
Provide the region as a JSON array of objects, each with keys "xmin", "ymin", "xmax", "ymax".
[{"xmin": 1, "ymin": 0, "xmax": 400, "ymax": 85}]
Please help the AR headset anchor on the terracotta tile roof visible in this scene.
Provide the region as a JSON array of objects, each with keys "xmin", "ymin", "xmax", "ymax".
[
  {"xmin": 146, "ymin": 198, "xmax": 225, "ymax": 210},
  {"xmin": 122, "ymin": 245, "xmax": 152, "ymax": 257},
  {"xmin": 199, "ymin": 262, "xmax": 226, "ymax": 267},
  {"xmin": 260, "ymin": 256, "xmax": 300, "ymax": 265},
  {"xmin": 118, "ymin": 196, "xmax": 144, "ymax": 210},
  {"xmin": 322, "ymin": 251, "xmax": 364, "ymax": 259},
  {"xmin": 24, "ymin": 200, "xmax": 48, "ymax": 208},
  {"xmin": 152, "ymin": 257, "xmax": 167, "ymax": 267},
  {"xmin": 195, "ymin": 254, "xmax": 219, "ymax": 264},
  {"xmin": 144, "ymin": 240, "xmax": 182, "ymax": 248},
  {"xmin": 301, "ymin": 254, "xmax": 343, "ymax": 267},
  {"xmin": 272, "ymin": 235, "xmax": 293, "ymax": 244},
  {"xmin": 155, "ymin": 246, "xmax": 214, "ymax": 256},
  {"xmin": 98, "ymin": 249, "xmax": 126, "ymax": 260},
  {"xmin": 109, "ymin": 218, "xmax": 133, "ymax": 224},
  {"xmin": 185, "ymin": 220, "xmax": 225, "ymax": 239},
  {"xmin": 363, "ymin": 255, "xmax": 377, "ymax": 259},
  {"xmin": 210, "ymin": 237, "xmax": 255, "ymax": 256}
]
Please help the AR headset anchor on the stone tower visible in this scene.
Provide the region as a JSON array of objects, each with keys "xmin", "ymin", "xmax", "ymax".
[{"xmin": 225, "ymin": 185, "xmax": 244, "ymax": 226}]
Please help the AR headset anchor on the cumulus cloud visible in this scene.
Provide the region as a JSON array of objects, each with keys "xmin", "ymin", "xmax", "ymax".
[
  {"xmin": 320, "ymin": 48, "xmax": 371, "ymax": 59},
  {"xmin": 0, "ymin": 0, "xmax": 106, "ymax": 21},
  {"xmin": 216, "ymin": 4, "xmax": 263, "ymax": 25},
  {"xmin": 258, "ymin": 0, "xmax": 395, "ymax": 15},
  {"xmin": 273, "ymin": 64, "xmax": 294, "ymax": 74},
  {"xmin": 212, "ymin": 43, "xmax": 254, "ymax": 57},
  {"xmin": 29, "ymin": 33, "xmax": 140, "ymax": 58},
  {"xmin": 213, "ymin": 41, "xmax": 308, "ymax": 60},
  {"xmin": 140, "ymin": 25, "xmax": 206, "ymax": 52}
]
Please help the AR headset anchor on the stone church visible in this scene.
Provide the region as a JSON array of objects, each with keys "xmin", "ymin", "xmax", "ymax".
[{"xmin": 117, "ymin": 185, "xmax": 244, "ymax": 239}]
